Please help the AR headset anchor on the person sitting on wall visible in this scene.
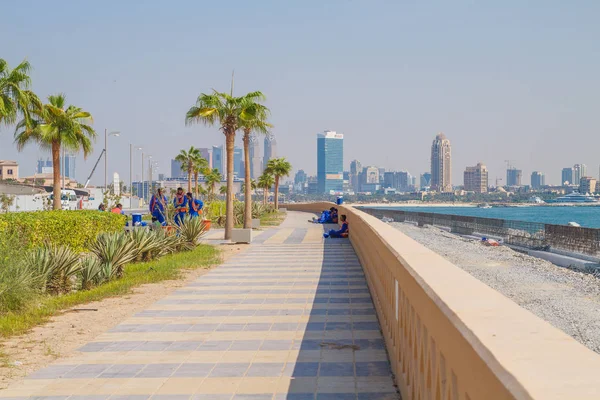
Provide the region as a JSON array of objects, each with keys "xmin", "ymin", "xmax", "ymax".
[
  {"xmin": 331, "ymin": 207, "xmax": 339, "ymax": 224},
  {"xmin": 111, "ymin": 203, "xmax": 124, "ymax": 214},
  {"xmin": 323, "ymin": 215, "xmax": 349, "ymax": 238},
  {"xmin": 311, "ymin": 207, "xmax": 337, "ymax": 224}
]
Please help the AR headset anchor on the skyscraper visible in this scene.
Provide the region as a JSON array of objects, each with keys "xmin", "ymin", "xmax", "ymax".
[
  {"xmin": 430, "ymin": 133, "xmax": 452, "ymax": 192},
  {"xmin": 233, "ymin": 147, "xmax": 243, "ymax": 177},
  {"xmin": 573, "ymin": 164, "xmax": 586, "ymax": 185},
  {"xmin": 463, "ymin": 163, "xmax": 488, "ymax": 193},
  {"xmin": 506, "ymin": 168, "xmax": 522, "ymax": 186},
  {"xmin": 398, "ymin": 171, "xmax": 411, "ymax": 192},
  {"xmin": 350, "ymin": 160, "xmax": 362, "ymax": 193},
  {"xmin": 64, "ymin": 153, "xmax": 76, "ymax": 179},
  {"xmin": 561, "ymin": 167, "xmax": 574, "ymax": 185},
  {"xmin": 249, "ymin": 134, "xmax": 263, "ymax": 179},
  {"xmin": 170, "ymin": 159, "xmax": 184, "ymax": 178},
  {"xmin": 295, "ymin": 169, "xmax": 307, "ymax": 185},
  {"xmin": 420, "ymin": 172, "xmax": 431, "ymax": 190},
  {"xmin": 531, "ymin": 171, "xmax": 545, "ymax": 189},
  {"xmin": 317, "ymin": 130, "xmax": 344, "ymax": 194},
  {"xmin": 263, "ymin": 134, "xmax": 277, "ymax": 171},
  {"xmin": 364, "ymin": 166, "xmax": 379, "ymax": 184},
  {"xmin": 37, "ymin": 158, "xmax": 52, "ymax": 174},
  {"xmin": 199, "ymin": 148, "xmax": 212, "ymax": 169},
  {"xmin": 212, "ymin": 145, "xmax": 223, "ymax": 176}
]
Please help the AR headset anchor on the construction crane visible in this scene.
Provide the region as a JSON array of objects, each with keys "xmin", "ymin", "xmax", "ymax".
[{"xmin": 84, "ymin": 149, "xmax": 105, "ymax": 188}]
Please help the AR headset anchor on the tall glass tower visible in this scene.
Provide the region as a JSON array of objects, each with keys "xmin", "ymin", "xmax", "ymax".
[
  {"xmin": 212, "ymin": 145, "xmax": 223, "ymax": 176},
  {"xmin": 317, "ymin": 131, "xmax": 344, "ymax": 194}
]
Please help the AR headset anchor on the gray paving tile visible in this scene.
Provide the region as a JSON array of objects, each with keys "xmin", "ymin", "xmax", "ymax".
[
  {"xmin": 229, "ymin": 340, "xmax": 263, "ymax": 351},
  {"xmin": 191, "ymin": 396, "xmax": 232, "ymax": 400},
  {"xmin": 29, "ymin": 397, "xmax": 69, "ymax": 400},
  {"xmin": 233, "ymin": 395, "xmax": 274, "ymax": 400},
  {"xmin": 355, "ymin": 362, "xmax": 391, "ymax": 377},
  {"xmin": 209, "ymin": 363, "xmax": 250, "ymax": 377},
  {"xmin": 190, "ymin": 324, "xmax": 219, "ymax": 332},
  {"xmin": 274, "ymin": 395, "xmax": 314, "ymax": 400},
  {"xmin": 217, "ymin": 323, "xmax": 246, "ymax": 331},
  {"xmin": 69, "ymin": 396, "xmax": 110, "ymax": 400},
  {"xmin": 63, "ymin": 364, "xmax": 110, "ymax": 378},
  {"xmin": 102, "ymin": 341, "xmax": 145, "ymax": 352},
  {"xmin": 109, "ymin": 396, "xmax": 150, "ymax": 400},
  {"xmin": 319, "ymin": 362, "xmax": 354, "ymax": 377},
  {"xmin": 198, "ymin": 341, "xmax": 233, "ymax": 351},
  {"xmin": 27, "ymin": 364, "xmax": 77, "ymax": 379},
  {"xmin": 173, "ymin": 363, "xmax": 215, "ymax": 377},
  {"xmin": 135, "ymin": 341, "xmax": 172, "ymax": 351},
  {"xmin": 357, "ymin": 393, "xmax": 399, "ymax": 399},
  {"xmin": 150, "ymin": 396, "xmax": 192, "ymax": 400},
  {"xmin": 100, "ymin": 364, "xmax": 145, "ymax": 378},
  {"xmin": 283, "ymin": 362, "xmax": 319, "ymax": 377},
  {"xmin": 316, "ymin": 395, "xmax": 355, "ymax": 400},
  {"xmin": 166, "ymin": 341, "xmax": 202, "ymax": 351},
  {"xmin": 246, "ymin": 363, "xmax": 285, "ymax": 377},
  {"xmin": 260, "ymin": 340, "xmax": 294, "ymax": 351},
  {"xmin": 136, "ymin": 363, "xmax": 180, "ymax": 378},
  {"xmin": 244, "ymin": 323, "xmax": 272, "ymax": 331}
]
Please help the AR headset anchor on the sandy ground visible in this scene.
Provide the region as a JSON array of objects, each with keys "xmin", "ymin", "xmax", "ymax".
[
  {"xmin": 0, "ymin": 244, "xmax": 248, "ymax": 389},
  {"xmin": 390, "ymin": 222, "xmax": 600, "ymax": 354}
]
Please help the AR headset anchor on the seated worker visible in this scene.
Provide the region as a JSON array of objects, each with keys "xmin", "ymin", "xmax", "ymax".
[
  {"xmin": 173, "ymin": 187, "xmax": 189, "ymax": 225},
  {"xmin": 111, "ymin": 203, "xmax": 124, "ymax": 214},
  {"xmin": 149, "ymin": 188, "xmax": 168, "ymax": 225},
  {"xmin": 331, "ymin": 207, "xmax": 339, "ymax": 224},
  {"xmin": 324, "ymin": 215, "xmax": 349, "ymax": 238},
  {"xmin": 310, "ymin": 207, "xmax": 336, "ymax": 224},
  {"xmin": 186, "ymin": 192, "xmax": 204, "ymax": 218}
]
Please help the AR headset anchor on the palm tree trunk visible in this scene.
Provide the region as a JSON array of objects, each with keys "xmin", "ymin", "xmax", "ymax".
[
  {"xmin": 243, "ymin": 131, "xmax": 252, "ymax": 228},
  {"xmin": 188, "ymin": 165, "xmax": 192, "ymax": 193},
  {"xmin": 225, "ymin": 132, "xmax": 235, "ymax": 240},
  {"xmin": 274, "ymin": 176, "xmax": 280, "ymax": 209},
  {"xmin": 194, "ymin": 172, "xmax": 199, "ymax": 197},
  {"xmin": 51, "ymin": 141, "xmax": 62, "ymax": 210}
]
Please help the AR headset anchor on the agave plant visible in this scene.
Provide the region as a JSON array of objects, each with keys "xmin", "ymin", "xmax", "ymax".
[
  {"xmin": 177, "ymin": 216, "xmax": 208, "ymax": 250},
  {"xmin": 129, "ymin": 229, "xmax": 163, "ymax": 261},
  {"xmin": 26, "ymin": 244, "xmax": 81, "ymax": 294},
  {"xmin": 79, "ymin": 255, "xmax": 103, "ymax": 290},
  {"xmin": 90, "ymin": 232, "xmax": 137, "ymax": 279}
]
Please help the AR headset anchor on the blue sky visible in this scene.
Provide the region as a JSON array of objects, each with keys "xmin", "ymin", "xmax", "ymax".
[{"xmin": 1, "ymin": 0, "xmax": 599, "ymax": 185}]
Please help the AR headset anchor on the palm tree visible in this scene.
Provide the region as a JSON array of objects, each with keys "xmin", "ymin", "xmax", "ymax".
[
  {"xmin": 219, "ymin": 185, "xmax": 227, "ymax": 197},
  {"xmin": 241, "ymin": 179, "xmax": 257, "ymax": 196},
  {"xmin": 258, "ymin": 172, "xmax": 274, "ymax": 205},
  {"xmin": 14, "ymin": 94, "xmax": 95, "ymax": 209},
  {"xmin": 204, "ymin": 168, "xmax": 221, "ymax": 201},
  {"xmin": 239, "ymin": 102, "xmax": 271, "ymax": 228},
  {"xmin": 185, "ymin": 90, "xmax": 265, "ymax": 239},
  {"xmin": 175, "ymin": 146, "xmax": 203, "ymax": 193},
  {"xmin": 0, "ymin": 59, "xmax": 40, "ymax": 126},
  {"xmin": 192, "ymin": 155, "xmax": 209, "ymax": 198},
  {"xmin": 265, "ymin": 158, "xmax": 292, "ymax": 210}
]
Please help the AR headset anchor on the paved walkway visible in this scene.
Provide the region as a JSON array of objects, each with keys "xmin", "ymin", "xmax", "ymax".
[{"xmin": 1, "ymin": 212, "xmax": 399, "ymax": 400}]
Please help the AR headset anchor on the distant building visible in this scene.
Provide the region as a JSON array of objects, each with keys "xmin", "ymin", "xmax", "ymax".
[
  {"xmin": 199, "ymin": 148, "xmax": 212, "ymax": 170},
  {"xmin": 212, "ymin": 145, "xmax": 223, "ymax": 176},
  {"xmin": 378, "ymin": 168, "xmax": 386, "ymax": 184},
  {"xmin": 233, "ymin": 147, "xmax": 243, "ymax": 177},
  {"xmin": 317, "ymin": 130, "xmax": 344, "ymax": 194},
  {"xmin": 383, "ymin": 172, "xmax": 397, "ymax": 189},
  {"xmin": 350, "ymin": 160, "xmax": 362, "ymax": 193},
  {"xmin": 37, "ymin": 158, "xmax": 52, "ymax": 174},
  {"xmin": 398, "ymin": 171, "xmax": 411, "ymax": 192},
  {"xmin": 561, "ymin": 167, "xmax": 574, "ymax": 185},
  {"xmin": 364, "ymin": 166, "xmax": 379, "ymax": 184},
  {"xmin": 420, "ymin": 172, "xmax": 431, "ymax": 190},
  {"xmin": 249, "ymin": 134, "xmax": 262, "ymax": 179},
  {"xmin": 531, "ymin": 171, "xmax": 545, "ymax": 189},
  {"xmin": 0, "ymin": 160, "xmax": 19, "ymax": 180},
  {"xmin": 158, "ymin": 173, "xmax": 165, "ymax": 181},
  {"xmin": 579, "ymin": 177, "xmax": 596, "ymax": 194},
  {"xmin": 294, "ymin": 169, "xmax": 307, "ymax": 185},
  {"xmin": 170, "ymin": 159, "xmax": 184, "ymax": 179},
  {"xmin": 506, "ymin": 167, "xmax": 522, "ymax": 187},
  {"xmin": 263, "ymin": 134, "xmax": 277, "ymax": 171},
  {"xmin": 430, "ymin": 133, "xmax": 452, "ymax": 192},
  {"xmin": 64, "ymin": 152, "xmax": 76, "ymax": 179},
  {"xmin": 573, "ymin": 164, "xmax": 587, "ymax": 185},
  {"xmin": 463, "ymin": 163, "xmax": 488, "ymax": 193}
]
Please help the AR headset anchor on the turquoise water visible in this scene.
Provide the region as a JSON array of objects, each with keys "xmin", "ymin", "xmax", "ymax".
[{"xmin": 377, "ymin": 206, "xmax": 600, "ymax": 228}]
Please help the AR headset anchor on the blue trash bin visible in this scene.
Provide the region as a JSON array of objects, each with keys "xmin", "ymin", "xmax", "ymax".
[
  {"xmin": 336, "ymin": 196, "xmax": 344, "ymax": 205},
  {"xmin": 132, "ymin": 213, "xmax": 142, "ymax": 226}
]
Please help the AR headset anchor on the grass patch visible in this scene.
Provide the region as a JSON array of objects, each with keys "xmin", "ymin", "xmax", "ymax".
[
  {"xmin": 260, "ymin": 211, "xmax": 286, "ymax": 226},
  {"xmin": 0, "ymin": 245, "xmax": 220, "ymax": 338}
]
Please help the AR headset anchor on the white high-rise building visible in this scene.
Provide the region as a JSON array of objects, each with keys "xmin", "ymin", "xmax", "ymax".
[
  {"xmin": 573, "ymin": 164, "xmax": 587, "ymax": 186},
  {"xmin": 430, "ymin": 133, "xmax": 452, "ymax": 192},
  {"xmin": 249, "ymin": 134, "xmax": 263, "ymax": 179},
  {"xmin": 263, "ymin": 134, "xmax": 277, "ymax": 171}
]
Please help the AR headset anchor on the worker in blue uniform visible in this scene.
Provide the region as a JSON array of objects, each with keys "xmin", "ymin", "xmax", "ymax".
[
  {"xmin": 149, "ymin": 188, "xmax": 168, "ymax": 225},
  {"xmin": 186, "ymin": 192, "xmax": 204, "ymax": 218},
  {"xmin": 173, "ymin": 187, "xmax": 189, "ymax": 225}
]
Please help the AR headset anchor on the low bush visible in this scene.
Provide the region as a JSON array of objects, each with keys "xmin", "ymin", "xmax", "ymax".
[{"xmin": 0, "ymin": 211, "xmax": 126, "ymax": 252}]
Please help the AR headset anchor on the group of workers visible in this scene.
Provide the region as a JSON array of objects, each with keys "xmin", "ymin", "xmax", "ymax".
[
  {"xmin": 149, "ymin": 187, "xmax": 204, "ymax": 226},
  {"xmin": 309, "ymin": 206, "xmax": 349, "ymax": 239},
  {"xmin": 97, "ymin": 187, "xmax": 204, "ymax": 227}
]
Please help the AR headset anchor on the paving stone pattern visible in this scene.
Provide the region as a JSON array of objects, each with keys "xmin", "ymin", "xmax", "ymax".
[{"xmin": 0, "ymin": 212, "xmax": 399, "ymax": 400}]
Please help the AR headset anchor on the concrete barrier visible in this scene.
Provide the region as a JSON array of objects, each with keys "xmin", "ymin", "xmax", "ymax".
[{"xmin": 286, "ymin": 202, "xmax": 600, "ymax": 399}]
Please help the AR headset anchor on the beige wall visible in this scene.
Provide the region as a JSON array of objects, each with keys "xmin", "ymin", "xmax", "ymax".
[
  {"xmin": 286, "ymin": 202, "xmax": 600, "ymax": 399},
  {"xmin": 0, "ymin": 164, "xmax": 19, "ymax": 180}
]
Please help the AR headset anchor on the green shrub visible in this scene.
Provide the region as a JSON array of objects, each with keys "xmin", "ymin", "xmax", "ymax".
[
  {"xmin": 0, "ymin": 211, "xmax": 126, "ymax": 252},
  {"xmin": 0, "ymin": 233, "xmax": 39, "ymax": 314}
]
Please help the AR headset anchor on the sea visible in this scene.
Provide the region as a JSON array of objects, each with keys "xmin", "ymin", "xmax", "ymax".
[{"xmin": 376, "ymin": 206, "xmax": 600, "ymax": 229}]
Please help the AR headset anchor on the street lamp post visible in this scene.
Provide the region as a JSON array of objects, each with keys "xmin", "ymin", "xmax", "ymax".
[
  {"xmin": 129, "ymin": 145, "xmax": 142, "ymax": 209},
  {"xmin": 104, "ymin": 129, "xmax": 120, "ymax": 192}
]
